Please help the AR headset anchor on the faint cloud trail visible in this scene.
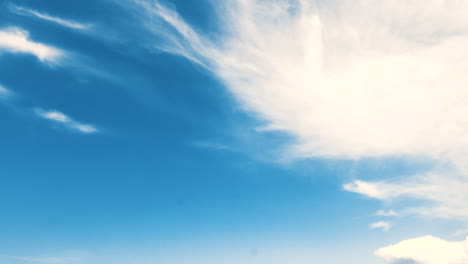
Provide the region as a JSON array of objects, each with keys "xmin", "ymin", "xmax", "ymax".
[
  {"xmin": 36, "ymin": 109, "xmax": 99, "ymax": 134},
  {"xmin": 8, "ymin": 4, "xmax": 91, "ymax": 31}
]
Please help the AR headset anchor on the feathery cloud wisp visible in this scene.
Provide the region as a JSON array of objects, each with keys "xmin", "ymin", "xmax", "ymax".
[
  {"xmin": 376, "ymin": 210, "xmax": 398, "ymax": 217},
  {"xmin": 131, "ymin": 0, "xmax": 468, "ymax": 220},
  {"xmin": 376, "ymin": 236, "xmax": 468, "ymax": 264},
  {"xmin": 0, "ymin": 27, "xmax": 63, "ymax": 62},
  {"xmin": 0, "ymin": 84, "xmax": 11, "ymax": 98},
  {"xmin": 37, "ymin": 109, "xmax": 98, "ymax": 134},
  {"xmin": 344, "ymin": 173, "xmax": 468, "ymax": 219},
  {"xmin": 9, "ymin": 4, "xmax": 90, "ymax": 31}
]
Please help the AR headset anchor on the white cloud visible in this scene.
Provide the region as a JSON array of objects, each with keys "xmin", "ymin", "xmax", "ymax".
[
  {"xmin": 9, "ymin": 4, "xmax": 91, "ymax": 31},
  {"xmin": 71, "ymin": 124, "xmax": 98, "ymax": 134},
  {"xmin": 369, "ymin": 221, "xmax": 391, "ymax": 232},
  {"xmin": 131, "ymin": 0, "xmax": 468, "ymax": 220},
  {"xmin": 133, "ymin": 0, "xmax": 468, "ymax": 161},
  {"xmin": 343, "ymin": 173, "xmax": 468, "ymax": 219},
  {"xmin": 41, "ymin": 111, "xmax": 69, "ymax": 122},
  {"xmin": 343, "ymin": 180, "xmax": 397, "ymax": 200},
  {"xmin": 375, "ymin": 236, "xmax": 468, "ymax": 264},
  {"xmin": 0, "ymin": 27, "xmax": 63, "ymax": 62},
  {"xmin": 36, "ymin": 109, "xmax": 98, "ymax": 134}
]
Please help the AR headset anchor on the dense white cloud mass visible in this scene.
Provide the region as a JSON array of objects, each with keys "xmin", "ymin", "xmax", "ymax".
[
  {"xmin": 376, "ymin": 236, "xmax": 468, "ymax": 264},
  {"xmin": 37, "ymin": 109, "xmax": 98, "ymax": 134},
  {"xmin": 134, "ymin": 0, "xmax": 468, "ymax": 161},
  {"xmin": 132, "ymin": 0, "xmax": 468, "ymax": 218},
  {"xmin": 9, "ymin": 4, "xmax": 90, "ymax": 31},
  {"xmin": 0, "ymin": 27, "xmax": 63, "ymax": 62}
]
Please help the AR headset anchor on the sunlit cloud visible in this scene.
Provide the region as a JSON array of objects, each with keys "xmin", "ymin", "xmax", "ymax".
[
  {"xmin": 376, "ymin": 236, "xmax": 468, "ymax": 264},
  {"xmin": 36, "ymin": 109, "xmax": 98, "ymax": 134},
  {"xmin": 9, "ymin": 4, "xmax": 91, "ymax": 31},
  {"xmin": 0, "ymin": 27, "xmax": 64, "ymax": 62},
  {"xmin": 130, "ymin": 0, "xmax": 468, "ymax": 221}
]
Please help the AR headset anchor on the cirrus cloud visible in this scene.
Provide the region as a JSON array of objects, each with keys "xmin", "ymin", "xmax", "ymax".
[
  {"xmin": 36, "ymin": 109, "xmax": 98, "ymax": 134},
  {"xmin": 129, "ymin": 0, "xmax": 468, "ymax": 221},
  {"xmin": 8, "ymin": 4, "xmax": 91, "ymax": 31}
]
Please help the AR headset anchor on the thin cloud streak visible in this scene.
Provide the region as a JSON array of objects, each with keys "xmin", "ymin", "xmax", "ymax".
[
  {"xmin": 36, "ymin": 109, "xmax": 98, "ymax": 134},
  {"xmin": 369, "ymin": 221, "xmax": 391, "ymax": 232},
  {"xmin": 9, "ymin": 4, "xmax": 91, "ymax": 31},
  {"xmin": 0, "ymin": 84, "xmax": 11, "ymax": 98},
  {"xmin": 344, "ymin": 173, "xmax": 468, "ymax": 219}
]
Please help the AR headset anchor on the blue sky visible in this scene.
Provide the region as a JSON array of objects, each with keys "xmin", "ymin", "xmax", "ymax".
[{"xmin": 1, "ymin": 0, "xmax": 468, "ymax": 263}]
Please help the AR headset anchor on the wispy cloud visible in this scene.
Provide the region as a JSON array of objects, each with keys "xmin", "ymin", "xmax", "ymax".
[
  {"xmin": 0, "ymin": 84, "xmax": 11, "ymax": 98},
  {"xmin": 0, "ymin": 27, "xmax": 64, "ymax": 62},
  {"xmin": 9, "ymin": 4, "xmax": 91, "ymax": 31},
  {"xmin": 375, "ymin": 236, "xmax": 468, "ymax": 264},
  {"xmin": 344, "ymin": 173, "xmax": 468, "ymax": 219},
  {"xmin": 376, "ymin": 210, "xmax": 398, "ymax": 217},
  {"xmin": 36, "ymin": 109, "xmax": 98, "ymax": 134},
  {"xmin": 130, "ymin": 0, "xmax": 468, "ymax": 221},
  {"xmin": 369, "ymin": 221, "xmax": 391, "ymax": 232},
  {"xmin": 191, "ymin": 140, "xmax": 234, "ymax": 151}
]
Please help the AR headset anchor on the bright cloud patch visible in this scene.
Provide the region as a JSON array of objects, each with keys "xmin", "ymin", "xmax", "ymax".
[
  {"xmin": 369, "ymin": 221, "xmax": 391, "ymax": 232},
  {"xmin": 132, "ymin": 0, "xmax": 468, "ymax": 220},
  {"xmin": 37, "ymin": 109, "xmax": 98, "ymax": 134},
  {"xmin": 0, "ymin": 27, "xmax": 63, "ymax": 62},
  {"xmin": 376, "ymin": 236, "xmax": 468, "ymax": 264},
  {"xmin": 9, "ymin": 4, "xmax": 90, "ymax": 31}
]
